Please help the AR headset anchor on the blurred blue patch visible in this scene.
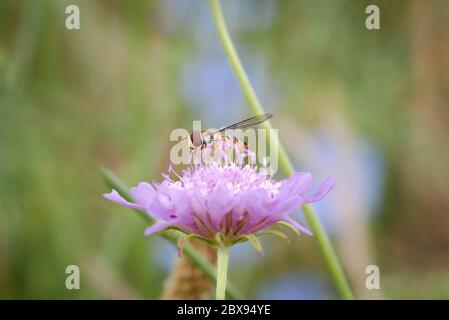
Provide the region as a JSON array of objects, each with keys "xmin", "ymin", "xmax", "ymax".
[
  {"xmin": 230, "ymin": 238, "xmax": 271, "ymax": 267},
  {"xmin": 151, "ymin": 235, "xmax": 271, "ymax": 272},
  {"xmin": 254, "ymin": 271, "xmax": 334, "ymax": 299},
  {"xmin": 150, "ymin": 237, "xmax": 177, "ymax": 275},
  {"xmin": 180, "ymin": 51, "xmax": 279, "ymax": 126},
  {"xmin": 157, "ymin": 0, "xmax": 279, "ymax": 126},
  {"xmin": 294, "ymin": 129, "xmax": 385, "ymax": 235}
]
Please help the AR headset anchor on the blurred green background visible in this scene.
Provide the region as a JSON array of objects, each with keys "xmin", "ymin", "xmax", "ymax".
[{"xmin": 1, "ymin": 0, "xmax": 449, "ymax": 299}]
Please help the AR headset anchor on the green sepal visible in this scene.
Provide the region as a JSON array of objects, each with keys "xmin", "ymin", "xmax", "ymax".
[
  {"xmin": 176, "ymin": 233, "xmax": 217, "ymax": 257},
  {"xmin": 177, "ymin": 234, "xmax": 197, "ymax": 257},
  {"xmin": 257, "ymin": 229, "xmax": 289, "ymax": 242},
  {"xmin": 274, "ymin": 221, "xmax": 301, "ymax": 237},
  {"xmin": 243, "ymin": 234, "xmax": 264, "ymax": 254}
]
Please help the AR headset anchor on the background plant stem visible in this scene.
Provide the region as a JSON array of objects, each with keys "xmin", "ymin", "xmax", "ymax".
[
  {"xmin": 208, "ymin": 0, "xmax": 354, "ymax": 300},
  {"xmin": 215, "ymin": 246, "xmax": 230, "ymax": 300}
]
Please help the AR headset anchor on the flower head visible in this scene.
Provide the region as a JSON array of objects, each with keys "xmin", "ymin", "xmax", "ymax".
[{"xmin": 103, "ymin": 159, "xmax": 335, "ymax": 250}]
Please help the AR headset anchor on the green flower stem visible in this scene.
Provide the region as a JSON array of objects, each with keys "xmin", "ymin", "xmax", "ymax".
[
  {"xmin": 216, "ymin": 246, "xmax": 230, "ymax": 300},
  {"xmin": 99, "ymin": 166, "xmax": 244, "ymax": 300},
  {"xmin": 208, "ymin": 0, "xmax": 354, "ymax": 300},
  {"xmin": 302, "ymin": 205, "xmax": 354, "ymax": 300}
]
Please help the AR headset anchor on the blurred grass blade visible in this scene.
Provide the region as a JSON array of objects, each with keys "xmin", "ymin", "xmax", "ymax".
[
  {"xmin": 99, "ymin": 166, "xmax": 245, "ymax": 300},
  {"xmin": 208, "ymin": 0, "xmax": 354, "ymax": 300}
]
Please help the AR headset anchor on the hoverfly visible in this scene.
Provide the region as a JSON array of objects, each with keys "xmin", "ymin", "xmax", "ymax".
[{"xmin": 186, "ymin": 113, "xmax": 273, "ymax": 153}]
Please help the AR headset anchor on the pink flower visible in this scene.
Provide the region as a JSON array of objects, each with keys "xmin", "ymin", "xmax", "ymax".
[{"xmin": 103, "ymin": 162, "xmax": 335, "ymax": 248}]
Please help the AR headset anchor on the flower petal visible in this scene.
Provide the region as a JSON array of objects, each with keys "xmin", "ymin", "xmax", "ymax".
[
  {"xmin": 144, "ymin": 200, "xmax": 174, "ymax": 220},
  {"xmin": 169, "ymin": 188, "xmax": 191, "ymax": 216},
  {"xmin": 230, "ymin": 192, "xmax": 246, "ymax": 222},
  {"xmin": 144, "ymin": 220, "xmax": 175, "ymax": 236},
  {"xmin": 245, "ymin": 189, "xmax": 269, "ymax": 217},
  {"xmin": 303, "ymin": 177, "xmax": 336, "ymax": 203},
  {"xmin": 284, "ymin": 217, "xmax": 313, "ymax": 236},
  {"xmin": 103, "ymin": 190, "xmax": 144, "ymax": 211},
  {"xmin": 268, "ymin": 195, "xmax": 302, "ymax": 215},
  {"xmin": 130, "ymin": 182, "xmax": 155, "ymax": 204},
  {"xmin": 206, "ymin": 185, "xmax": 233, "ymax": 228},
  {"xmin": 282, "ymin": 172, "xmax": 313, "ymax": 196}
]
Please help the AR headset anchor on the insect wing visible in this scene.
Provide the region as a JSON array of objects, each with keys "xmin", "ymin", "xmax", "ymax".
[{"xmin": 216, "ymin": 114, "xmax": 273, "ymax": 133}]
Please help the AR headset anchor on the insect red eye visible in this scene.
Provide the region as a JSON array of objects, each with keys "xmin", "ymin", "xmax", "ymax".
[{"xmin": 191, "ymin": 131, "xmax": 203, "ymax": 147}]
